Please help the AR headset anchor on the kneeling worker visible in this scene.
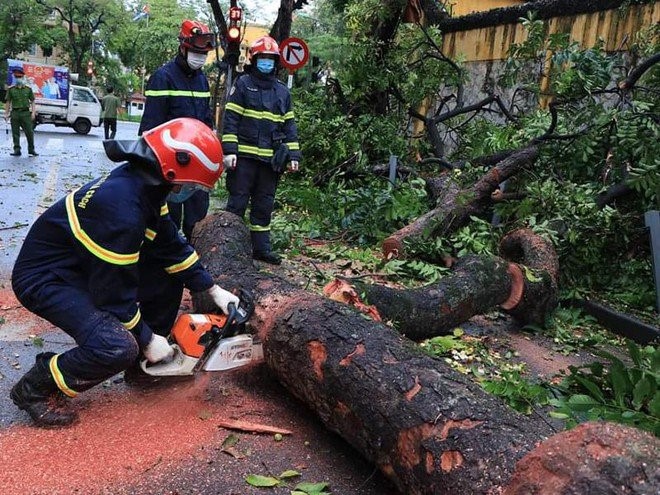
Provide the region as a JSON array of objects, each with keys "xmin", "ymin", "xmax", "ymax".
[{"xmin": 10, "ymin": 118, "xmax": 238, "ymax": 427}]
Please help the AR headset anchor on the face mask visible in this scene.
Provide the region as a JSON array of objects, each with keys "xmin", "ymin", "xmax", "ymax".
[
  {"xmin": 167, "ymin": 184, "xmax": 198, "ymax": 203},
  {"xmin": 186, "ymin": 51, "xmax": 207, "ymax": 70},
  {"xmin": 256, "ymin": 59, "xmax": 275, "ymax": 74},
  {"xmin": 15, "ymin": 78, "xmax": 24, "ymax": 86}
]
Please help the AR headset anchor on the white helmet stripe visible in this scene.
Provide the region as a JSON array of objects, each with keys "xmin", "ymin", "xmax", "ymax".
[{"xmin": 162, "ymin": 129, "xmax": 219, "ymax": 173}]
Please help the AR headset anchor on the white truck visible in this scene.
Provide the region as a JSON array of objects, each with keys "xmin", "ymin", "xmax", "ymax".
[{"xmin": 7, "ymin": 59, "xmax": 102, "ymax": 135}]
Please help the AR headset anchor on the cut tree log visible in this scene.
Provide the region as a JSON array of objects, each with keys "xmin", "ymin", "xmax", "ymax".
[
  {"xmin": 352, "ymin": 229, "xmax": 558, "ymax": 340},
  {"xmin": 383, "ymin": 146, "xmax": 539, "ymax": 260},
  {"xmin": 191, "ymin": 213, "xmax": 658, "ymax": 495},
  {"xmin": 191, "ymin": 212, "xmax": 552, "ymax": 494}
]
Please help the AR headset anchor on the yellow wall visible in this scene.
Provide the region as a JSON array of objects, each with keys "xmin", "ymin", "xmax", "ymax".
[
  {"xmin": 449, "ymin": 0, "xmax": 526, "ymax": 17},
  {"xmin": 442, "ymin": 2, "xmax": 660, "ymax": 61}
]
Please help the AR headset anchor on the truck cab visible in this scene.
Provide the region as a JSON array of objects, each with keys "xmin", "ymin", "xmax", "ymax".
[{"xmin": 35, "ymin": 84, "xmax": 102, "ymax": 135}]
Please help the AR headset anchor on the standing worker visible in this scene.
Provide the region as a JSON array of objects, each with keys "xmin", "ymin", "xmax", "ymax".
[
  {"xmin": 139, "ymin": 19, "xmax": 215, "ymax": 241},
  {"xmin": 4, "ymin": 68, "xmax": 38, "ymax": 157},
  {"xmin": 101, "ymin": 86, "xmax": 121, "ymax": 140},
  {"xmin": 221, "ymin": 36, "xmax": 302, "ymax": 265},
  {"xmin": 10, "ymin": 118, "xmax": 239, "ymax": 427}
]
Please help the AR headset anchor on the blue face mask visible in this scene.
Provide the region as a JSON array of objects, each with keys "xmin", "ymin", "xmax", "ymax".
[
  {"xmin": 167, "ymin": 184, "xmax": 198, "ymax": 203},
  {"xmin": 256, "ymin": 59, "xmax": 275, "ymax": 74}
]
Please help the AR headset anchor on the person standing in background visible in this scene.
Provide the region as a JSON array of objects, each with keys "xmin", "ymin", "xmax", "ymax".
[
  {"xmin": 5, "ymin": 68, "xmax": 38, "ymax": 157},
  {"xmin": 138, "ymin": 19, "xmax": 215, "ymax": 242},
  {"xmin": 101, "ymin": 86, "xmax": 121, "ymax": 140},
  {"xmin": 221, "ymin": 36, "xmax": 301, "ymax": 265}
]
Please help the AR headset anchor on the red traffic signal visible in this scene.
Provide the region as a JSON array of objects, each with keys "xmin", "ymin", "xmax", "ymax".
[
  {"xmin": 229, "ymin": 7, "xmax": 242, "ymax": 21},
  {"xmin": 227, "ymin": 26, "xmax": 241, "ymax": 42}
]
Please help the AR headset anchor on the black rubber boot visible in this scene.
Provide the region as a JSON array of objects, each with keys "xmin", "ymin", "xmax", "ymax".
[
  {"xmin": 253, "ymin": 251, "xmax": 282, "ymax": 265},
  {"xmin": 10, "ymin": 352, "xmax": 78, "ymax": 428}
]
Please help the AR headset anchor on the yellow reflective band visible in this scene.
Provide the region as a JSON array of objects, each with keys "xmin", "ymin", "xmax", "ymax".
[
  {"xmin": 242, "ymin": 109, "xmax": 286, "ymax": 123},
  {"xmin": 237, "ymin": 144, "xmax": 273, "ymax": 157},
  {"xmin": 249, "ymin": 223, "xmax": 270, "ymax": 232},
  {"xmin": 225, "ymin": 102, "xmax": 245, "ymax": 115},
  {"xmin": 122, "ymin": 309, "xmax": 141, "ymax": 330},
  {"xmin": 65, "ymin": 193, "xmax": 140, "ymax": 265},
  {"xmin": 222, "ymin": 134, "xmax": 238, "ymax": 143},
  {"xmin": 165, "ymin": 252, "xmax": 199, "ymax": 274},
  {"xmin": 49, "ymin": 354, "xmax": 77, "ymax": 398},
  {"xmin": 286, "ymin": 142, "xmax": 300, "ymax": 150},
  {"xmin": 284, "ymin": 111, "xmax": 295, "ymax": 120},
  {"xmin": 160, "ymin": 204, "xmax": 169, "ymax": 216},
  {"xmin": 145, "ymin": 90, "xmax": 210, "ymax": 98},
  {"xmin": 145, "ymin": 228, "xmax": 156, "ymax": 241}
]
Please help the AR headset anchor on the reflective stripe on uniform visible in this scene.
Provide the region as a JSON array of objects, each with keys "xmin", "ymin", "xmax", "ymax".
[
  {"xmin": 49, "ymin": 354, "xmax": 77, "ymax": 397},
  {"xmin": 237, "ymin": 144, "xmax": 273, "ymax": 157},
  {"xmin": 222, "ymin": 134, "xmax": 238, "ymax": 143},
  {"xmin": 248, "ymin": 223, "xmax": 270, "ymax": 232},
  {"xmin": 145, "ymin": 90, "xmax": 211, "ymax": 98},
  {"xmin": 65, "ymin": 193, "xmax": 140, "ymax": 265},
  {"xmin": 121, "ymin": 309, "xmax": 141, "ymax": 330},
  {"xmin": 165, "ymin": 252, "xmax": 199, "ymax": 274},
  {"xmin": 160, "ymin": 204, "xmax": 169, "ymax": 216},
  {"xmin": 145, "ymin": 228, "xmax": 156, "ymax": 241},
  {"xmin": 286, "ymin": 142, "xmax": 300, "ymax": 150},
  {"xmin": 225, "ymin": 102, "xmax": 287, "ymax": 123}
]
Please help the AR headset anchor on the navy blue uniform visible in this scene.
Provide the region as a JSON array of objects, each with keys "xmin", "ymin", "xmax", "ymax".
[
  {"xmin": 12, "ymin": 164, "xmax": 213, "ymax": 396},
  {"xmin": 221, "ymin": 71, "xmax": 301, "ymax": 254},
  {"xmin": 139, "ymin": 54, "xmax": 213, "ymax": 241}
]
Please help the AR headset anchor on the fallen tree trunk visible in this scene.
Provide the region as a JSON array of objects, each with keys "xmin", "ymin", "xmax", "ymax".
[
  {"xmin": 191, "ymin": 212, "xmax": 658, "ymax": 494},
  {"xmin": 383, "ymin": 146, "xmax": 539, "ymax": 259},
  {"xmin": 191, "ymin": 212, "xmax": 551, "ymax": 494},
  {"xmin": 354, "ymin": 229, "xmax": 558, "ymax": 340}
]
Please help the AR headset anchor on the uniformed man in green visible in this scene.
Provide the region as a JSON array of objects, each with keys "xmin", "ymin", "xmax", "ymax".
[{"xmin": 4, "ymin": 68, "xmax": 38, "ymax": 157}]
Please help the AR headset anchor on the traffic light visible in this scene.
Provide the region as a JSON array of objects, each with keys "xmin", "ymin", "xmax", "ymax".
[
  {"xmin": 227, "ymin": 6, "xmax": 242, "ymax": 42},
  {"xmin": 225, "ymin": 6, "xmax": 242, "ymax": 66},
  {"xmin": 87, "ymin": 59, "xmax": 94, "ymax": 76}
]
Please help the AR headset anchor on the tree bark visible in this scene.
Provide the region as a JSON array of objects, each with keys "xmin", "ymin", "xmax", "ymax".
[
  {"xmin": 504, "ymin": 422, "xmax": 659, "ymax": 495},
  {"xmin": 191, "ymin": 213, "xmax": 658, "ymax": 495},
  {"xmin": 356, "ymin": 229, "xmax": 558, "ymax": 340},
  {"xmin": 383, "ymin": 146, "xmax": 539, "ymax": 259}
]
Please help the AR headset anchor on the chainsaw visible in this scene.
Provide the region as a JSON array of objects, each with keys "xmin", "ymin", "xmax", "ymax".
[{"xmin": 140, "ymin": 289, "xmax": 263, "ymax": 377}]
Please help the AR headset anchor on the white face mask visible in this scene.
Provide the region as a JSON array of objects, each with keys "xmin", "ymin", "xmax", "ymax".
[{"xmin": 187, "ymin": 52, "xmax": 207, "ymax": 70}]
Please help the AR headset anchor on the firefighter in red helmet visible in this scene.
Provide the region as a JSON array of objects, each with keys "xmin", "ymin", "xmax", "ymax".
[
  {"xmin": 139, "ymin": 20, "xmax": 217, "ymax": 242},
  {"xmin": 222, "ymin": 36, "xmax": 302, "ymax": 265},
  {"xmin": 10, "ymin": 118, "xmax": 239, "ymax": 427}
]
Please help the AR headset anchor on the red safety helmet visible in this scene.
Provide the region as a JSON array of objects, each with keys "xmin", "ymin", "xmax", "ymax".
[
  {"xmin": 179, "ymin": 20, "xmax": 216, "ymax": 52},
  {"xmin": 143, "ymin": 118, "xmax": 223, "ymax": 189},
  {"xmin": 249, "ymin": 36, "xmax": 280, "ymax": 59}
]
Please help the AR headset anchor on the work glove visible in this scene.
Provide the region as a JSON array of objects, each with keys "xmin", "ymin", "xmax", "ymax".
[
  {"xmin": 143, "ymin": 334, "xmax": 175, "ymax": 363},
  {"xmin": 288, "ymin": 160, "xmax": 299, "ymax": 172},
  {"xmin": 208, "ymin": 284, "xmax": 240, "ymax": 314},
  {"xmin": 223, "ymin": 154, "xmax": 237, "ymax": 170}
]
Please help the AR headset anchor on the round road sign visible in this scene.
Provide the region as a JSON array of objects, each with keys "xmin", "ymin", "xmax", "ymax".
[{"xmin": 279, "ymin": 37, "xmax": 309, "ymax": 71}]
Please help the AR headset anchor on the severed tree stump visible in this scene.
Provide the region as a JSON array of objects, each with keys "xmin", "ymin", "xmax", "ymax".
[
  {"xmin": 355, "ymin": 229, "xmax": 558, "ymax": 339},
  {"xmin": 383, "ymin": 146, "xmax": 539, "ymax": 260}
]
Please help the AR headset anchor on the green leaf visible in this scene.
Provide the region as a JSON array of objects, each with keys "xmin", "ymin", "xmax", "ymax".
[
  {"xmin": 626, "ymin": 340, "xmax": 642, "ymax": 366},
  {"xmin": 567, "ymin": 394, "xmax": 601, "ymax": 411},
  {"xmin": 549, "ymin": 411, "xmax": 570, "ymax": 419},
  {"xmin": 632, "ymin": 376, "xmax": 655, "ymax": 409},
  {"xmin": 610, "ymin": 362, "xmax": 633, "ymax": 407},
  {"xmin": 573, "ymin": 375, "xmax": 605, "ymax": 403},
  {"xmin": 648, "ymin": 391, "xmax": 660, "ymax": 418},
  {"xmin": 279, "ymin": 470, "xmax": 301, "ymax": 479},
  {"xmin": 293, "ymin": 481, "xmax": 330, "ymax": 493},
  {"xmin": 245, "ymin": 474, "xmax": 280, "ymax": 487}
]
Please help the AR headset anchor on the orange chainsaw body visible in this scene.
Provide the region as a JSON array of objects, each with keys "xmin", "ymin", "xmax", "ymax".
[{"xmin": 171, "ymin": 313, "xmax": 229, "ymax": 358}]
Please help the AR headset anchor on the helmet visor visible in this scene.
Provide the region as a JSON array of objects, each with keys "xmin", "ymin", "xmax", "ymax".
[{"xmin": 185, "ymin": 32, "xmax": 216, "ymax": 50}]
